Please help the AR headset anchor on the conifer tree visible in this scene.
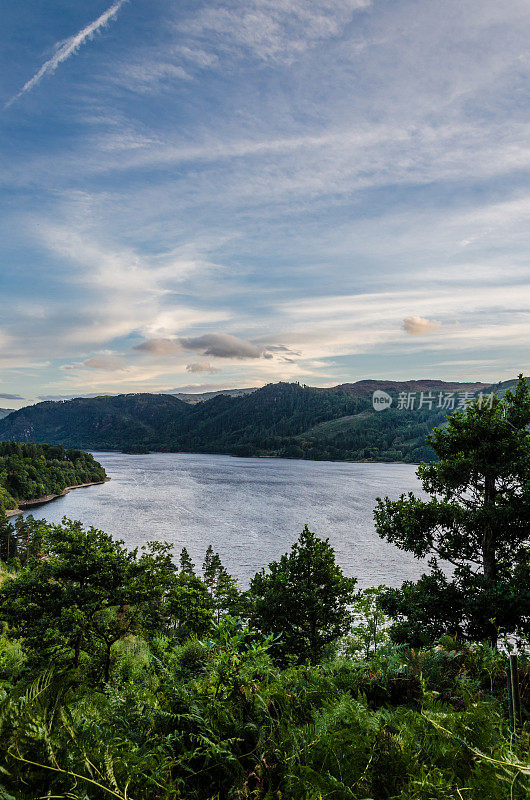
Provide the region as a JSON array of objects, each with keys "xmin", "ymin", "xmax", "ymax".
[
  {"xmin": 375, "ymin": 375, "xmax": 530, "ymax": 646},
  {"xmin": 203, "ymin": 545, "xmax": 222, "ymax": 595},
  {"xmin": 179, "ymin": 547, "xmax": 196, "ymax": 575}
]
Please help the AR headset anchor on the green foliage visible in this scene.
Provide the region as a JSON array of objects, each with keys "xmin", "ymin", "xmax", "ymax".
[
  {"xmin": 375, "ymin": 375, "xmax": 530, "ymax": 646},
  {"xmin": 0, "ymin": 520, "xmax": 215, "ymax": 681},
  {"xmin": 0, "ymin": 394, "xmax": 189, "ymax": 450},
  {"xmin": 0, "ymin": 517, "xmax": 529, "ymax": 798},
  {"xmin": 165, "ymin": 572, "xmax": 214, "ymax": 641},
  {"xmin": 4, "ymin": 380, "xmax": 530, "ymax": 464},
  {"xmin": 0, "ymin": 629, "xmax": 25, "ymax": 683},
  {"xmin": 0, "ymin": 636, "xmax": 529, "ymax": 799},
  {"xmin": 0, "ymin": 519, "xmax": 139, "ymax": 679},
  {"xmin": 0, "ymin": 440, "xmax": 106, "ymax": 512},
  {"xmin": 250, "ymin": 525, "xmax": 357, "ymax": 664},
  {"xmin": 0, "ymin": 517, "xmax": 17, "ymax": 563}
]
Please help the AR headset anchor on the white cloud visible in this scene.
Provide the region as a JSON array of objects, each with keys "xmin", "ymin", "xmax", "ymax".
[
  {"xmin": 115, "ymin": 61, "xmax": 192, "ymax": 93},
  {"xmin": 275, "ymin": 285, "xmax": 530, "ymax": 360},
  {"xmin": 173, "ymin": 46, "xmax": 219, "ymax": 68},
  {"xmin": 63, "ymin": 354, "xmax": 126, "ymax": 372},
  {"xmin": 180, "ymin": 0, "xmax": 371, "ymax": 63},
  {"xmin": 186, "ymin": 361, "xmax": 219, "ymax": 374},
  {"xmin": 4, "ymin": 0, "xmax": 530, "ymax": 395},
  {"xmin": 31, "ymin": 216, "xmax": 227, "ymax": 352},
  {"xmin": 134, "ymin": 338, "xmax": 181, "ymax": 355},
  {"xmin": 402, "ymin": 316, "xmax": 442, "ymax": 335},
  {"xmin": 83, "ymin": 355, "xmax": 126, "ymax": 371},
  {"xmin": 5, "ymin": 0, "xmax": 128, "ymax": 107}
]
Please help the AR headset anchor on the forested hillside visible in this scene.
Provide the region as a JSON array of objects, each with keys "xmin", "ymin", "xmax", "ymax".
[
  {"xmin": 0, "ymin": 441, "xmax": 107, "ymax": 512},
  {"xmin": 0, "ymin": 379, "xmax": 514, "ymax": 463},
  {"xmin": 0, "ymin": 393, "xmax": 190, "ymax": 450}
]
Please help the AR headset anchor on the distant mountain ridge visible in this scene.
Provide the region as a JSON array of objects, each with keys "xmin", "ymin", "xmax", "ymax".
[
  {"xmin": 328, "ymin": 379, "xmax": 490, "ymax": 397},
  {"xmin": 172, "ymin": 387, "xmax": 257, "ymax": 403},
  {"xmin": 0, "ymin": 408, "xmax": 14, "ymax": 420},
  {"xmin": 0, "ymin": 379, "xmax": 522, "ymax": 463},
  {"xmin": 172, "ymin": 380, "xmax": 490, "ymax": 403}
]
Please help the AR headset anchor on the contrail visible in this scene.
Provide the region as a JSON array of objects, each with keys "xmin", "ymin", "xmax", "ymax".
[{"xmin": 5, "ymin": 0, "xmax": 128, "ymax": 108}]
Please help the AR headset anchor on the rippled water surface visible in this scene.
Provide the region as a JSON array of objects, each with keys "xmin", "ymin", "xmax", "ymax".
[{"xmin": 22, "ymin": 452, "xmax": 427, "ymax": 588}]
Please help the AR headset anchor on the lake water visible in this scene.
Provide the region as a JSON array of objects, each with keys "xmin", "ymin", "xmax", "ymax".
[{"xmin": 21, "ymin": 452, "xmax": 428, "ymax": 588}]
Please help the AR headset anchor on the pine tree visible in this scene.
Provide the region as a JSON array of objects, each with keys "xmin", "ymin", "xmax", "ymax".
[
  {"xmin": 179, "ymin": 547, "xmax": 196, "ymax": 576},
  {"xmin": 203, "ymin": 545, "xmax": 222, "ymax": 596},
  {"xmin": 202, "ymin": 546, "xmax": 241, "ymax": 618},
  {"xmin": 375, "ymin": 375, "xmax": 530, "ymax": 646}
]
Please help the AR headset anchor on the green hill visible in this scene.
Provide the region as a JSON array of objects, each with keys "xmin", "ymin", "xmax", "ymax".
[
  {"xmin": 0, "ymin": 393, "xmax": 190, "ymax": 450},
  {"xmin": 0, "ymin": 379, "xmax": 519, "ymax": 463}
]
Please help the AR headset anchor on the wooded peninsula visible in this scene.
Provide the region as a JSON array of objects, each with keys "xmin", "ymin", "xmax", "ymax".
[{"xmin": 0, "ymin": 441, "xmax": 107, "ymax": 515}]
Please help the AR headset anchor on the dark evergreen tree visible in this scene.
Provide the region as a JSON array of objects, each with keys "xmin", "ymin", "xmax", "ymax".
[
  {"xmin": 179, "ymin": 546, "xmax": 196, "ymax": 575},
  {"xmin": 165, "ymin": 573, "xmax": 213, "ymax": 640},
  {"xmin": 375, "ymin": 375, "xmax": 530, "ymax": 646},
  {"xmin": 202, "ymin": 545, "xmax": 241, "ymax": 619},
  {"xmin": 202, "ymin": 545, "xmax": 224, "ymax": 596},
  {"xmin": 212, "ymin": 566, "xmax": 240, "ymax": 622}
]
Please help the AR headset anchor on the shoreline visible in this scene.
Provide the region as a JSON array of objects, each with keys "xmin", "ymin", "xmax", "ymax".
[{"xmin": 5, "ymin": 478, "xmax": 110, "ymax": 518}]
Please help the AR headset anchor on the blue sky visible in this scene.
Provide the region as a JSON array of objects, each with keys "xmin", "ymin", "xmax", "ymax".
[{"xmin": 1, "ymin": 0, "xmax": 530, "ymax": 407}]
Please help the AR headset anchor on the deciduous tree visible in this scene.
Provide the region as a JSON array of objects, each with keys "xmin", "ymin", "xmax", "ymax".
[{"xmin": 250, "ymin": 525, "xmax": 356, "ymax": 664}]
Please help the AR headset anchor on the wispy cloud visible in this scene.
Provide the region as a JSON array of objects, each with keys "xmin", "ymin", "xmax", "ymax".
[
  {"xmin": 134, "ymin": 338, "xmax": 181, "ymax": 355},
  {"xmin": 62, "ymin": 354, "xmax": 126, "ymax": 372},
  {"xmin": 115, "ymin": 61, "xmax": 192, "ymax": 93},
  {"xmin": 186, "ymin": 362, "xmax": 219, "ymax": 374},
  {"xmin": 5, "ymin": 0, "xmax": 128, "ymax": 108},
  {"xmin": 3, "ymin": 0, "xmax": 530, "ymax": 397},
  {"xmin": 180, "ymin": 0, "xmax": 371, "ymax": 64}
]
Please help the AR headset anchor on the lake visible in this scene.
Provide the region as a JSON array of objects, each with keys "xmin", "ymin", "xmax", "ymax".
[{"xmin": 22, "ymin": 452, "xmax": 427, "ymax": 588}]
